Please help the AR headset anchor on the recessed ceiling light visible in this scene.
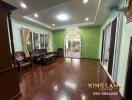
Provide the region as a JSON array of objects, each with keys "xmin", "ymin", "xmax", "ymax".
[
  {"xmin": 57, "ymin": 14, "xmax": 68, "ymax": 21},
  {"xmin": 20, "ymin": 2, "xmax": 27, "ymax": 9},
  {"xmin": 85, "ymin": 17, "xmax": 89, "ymax": 21},
  {"xmin": 83, "ymin": 0, "xmax": 89, "ymax": 4},
  {"xmin": 52, "ymin": 24, "xmax": 56, "ymax": 27},
  {"xmin": 34, "ymin": 13, "xmax": 39, "ymax": 18}
]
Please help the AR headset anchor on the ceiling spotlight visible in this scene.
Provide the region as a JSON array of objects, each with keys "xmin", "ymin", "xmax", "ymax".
[
  {"xmin": 20, "ymin": 2, "xmax": 27, "ymax": 9},
  {"xmin": 52, "ymin": 24, "xmax": 56, "ymax": 27},
  {"xmin": 34, "ymin": 13, "xmax": 39, "ymax": 18},
  {"xmin": 85, "ymin": 17, "xmax": 89, "ymax": 21},
  {"xmin": 83, "ymin": 0, "xmax": 89, "ymax": 4},
  {"xmin": 57, "ymin": 14, "xmax": 68, "ymax": 21}
]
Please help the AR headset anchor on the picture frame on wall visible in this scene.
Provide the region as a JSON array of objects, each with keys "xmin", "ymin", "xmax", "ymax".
[
  {"xmin": 33, "ymin": 32, "xmax": 39, "ymax": 49},
  {"xmin": 40, "ymin": 34, "xmax": 45, "ymax": 49}
]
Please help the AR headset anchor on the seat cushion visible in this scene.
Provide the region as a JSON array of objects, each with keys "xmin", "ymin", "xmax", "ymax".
[{"xmin": 20, "ymin": 62, "xmax": 32, "ymax": 67}]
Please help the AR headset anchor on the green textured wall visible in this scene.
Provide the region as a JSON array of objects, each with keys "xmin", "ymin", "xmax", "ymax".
[
  {"xmin": 79, "ymin": 27, "xmax": 100, "ymax": 59},
  {"xmin": 52, "ymin": 26, "xmax": 100, "ymax": 59},
  {"xmin": 52, "ymin": 30, "xmax": 67, "ymax": 51}
]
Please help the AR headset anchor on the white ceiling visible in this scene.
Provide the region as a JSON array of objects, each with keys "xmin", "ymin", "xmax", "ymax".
[{"xmin": 2, "ymin": 0, "xmax": 117, "ymax": 30}]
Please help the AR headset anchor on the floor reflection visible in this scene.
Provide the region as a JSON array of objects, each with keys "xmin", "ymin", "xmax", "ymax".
[
  {"xmin": 18, "ymin": 58, "xmax": 122, "ymax": 100},
  {"xmin": 64, "ymin": 80, "xmax": 77, "ymax": 90}
]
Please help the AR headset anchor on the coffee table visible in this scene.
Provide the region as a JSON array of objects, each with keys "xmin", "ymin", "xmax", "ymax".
[{"xmin": 41, "ymin": 54, "xmax": 56, "ymax": 65}]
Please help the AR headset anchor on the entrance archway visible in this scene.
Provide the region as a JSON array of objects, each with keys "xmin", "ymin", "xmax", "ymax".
[{"xmin": 64, "ymin": 29, "xmax": 81, "ymax": 58}]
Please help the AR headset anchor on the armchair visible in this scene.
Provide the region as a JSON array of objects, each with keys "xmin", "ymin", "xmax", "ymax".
[
  {"xmin": 15, "ymin": 51, "xmax": 32, "ymax": 72},
  {"xmin": 56, "ymin": 48, "xmax": 64, "ymax": 57}
]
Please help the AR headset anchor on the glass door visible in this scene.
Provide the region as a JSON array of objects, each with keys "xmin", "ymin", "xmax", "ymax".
[{"xmin": 65, "ymin": 38, "xmax": 81, "ymax": 58}]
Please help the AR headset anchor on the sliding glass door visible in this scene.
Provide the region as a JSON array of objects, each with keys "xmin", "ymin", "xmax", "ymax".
[
  {"xmin": 101, "ymin": 18, "xmax": 118, "ymax": 76},
  {"xmin": 108, "ymin": 18, "xmax": 117, "ymax": 75},
  {"xmin": 102, "ymin": 24, "xmax": 112, "ymax": 71}
]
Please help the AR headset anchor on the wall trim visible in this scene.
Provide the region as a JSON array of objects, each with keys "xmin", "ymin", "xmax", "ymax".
[
  {"xmin": 100, "ymin": 62, "xmax": 114, "ymax": 82},
  {"xmin": 81, "ymin": 57, "xmax": 100, "ymax": 61}
]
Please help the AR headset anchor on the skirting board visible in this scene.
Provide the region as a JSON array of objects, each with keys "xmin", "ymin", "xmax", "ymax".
[
  {"xmin": 100, "ymin": 62, "xmax": 123, "ymax": 99},
  {"xmin": 81, "ymin": 57, "xmax": 100, "ymax": 61},
  {"xmin": 64, "ymin": 57, "xmax": 100, "ymax": 61}
]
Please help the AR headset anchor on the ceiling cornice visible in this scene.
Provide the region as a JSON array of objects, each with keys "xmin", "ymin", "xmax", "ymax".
[{"xmin": 22, "ymin": 0, "xmax": 102, "ymax": 31}]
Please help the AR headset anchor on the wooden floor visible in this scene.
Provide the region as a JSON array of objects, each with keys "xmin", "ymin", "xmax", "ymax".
[{"xmin": 18, "ymin": 58, "xmax": 122, "ymax": 100}]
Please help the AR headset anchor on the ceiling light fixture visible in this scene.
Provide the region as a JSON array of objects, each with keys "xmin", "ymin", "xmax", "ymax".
[
  {"xmin": 20, "ymin": 2, "xmax": 27, "ymax": 9},
  {"xmin": 57, "ymin": 14, "xmax": 68, "ymax": 21},
  {"xmin": 34, "ymin": 13, "xmax": 39, "ymax": 18},
  {"xmin": 66, "ymin": 27, "xmax": 78, "ymax": 29},
  {"xmin": 85, "ymin": 17, "xmax": 89, "ymax": 21},
  {"xmin": 83, "ymin": 0, "xmax": 89, "ymax": 4},
  {"xmin": 52, "ymin": 24, "xmax": 56, "ymax": 27}
]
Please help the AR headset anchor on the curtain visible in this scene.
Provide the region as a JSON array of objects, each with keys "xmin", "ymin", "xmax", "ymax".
[{"xmin": 20, "ymin": 28, "xmax": 30, "ymax": 57}]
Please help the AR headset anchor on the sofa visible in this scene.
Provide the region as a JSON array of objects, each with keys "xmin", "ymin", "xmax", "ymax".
[
  {"xmin": 14, "ymin": 51, "xmax": 32, "ymax": 72},
  {"xmin": 31, "ymin": 49, "xmax": 56, "ymax": 64},
  {"xmin": 31, "ymin": 49, "xmax": 46, "ymax": 64}
]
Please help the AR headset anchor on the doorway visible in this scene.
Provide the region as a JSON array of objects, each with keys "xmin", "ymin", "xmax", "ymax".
[
  {"xmin": 64, "ymin": 29, "xmax": 81, "ymax": 58},
  {"xmin": 124, "ymin": 37, "xmax": 132, "ymax": 100}
]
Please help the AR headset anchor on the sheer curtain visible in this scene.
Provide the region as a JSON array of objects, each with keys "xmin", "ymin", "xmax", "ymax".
[{"xmin": 20, "ymin": 28, "xmax": 30, "ymax": 57}]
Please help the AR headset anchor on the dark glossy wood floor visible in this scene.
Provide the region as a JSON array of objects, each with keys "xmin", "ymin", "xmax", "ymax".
[{"xmin": 18, "ymin": 58, "xmax": 122, "ymax": 100}]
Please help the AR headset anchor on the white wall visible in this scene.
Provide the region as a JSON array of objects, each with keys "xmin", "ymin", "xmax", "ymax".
[{"xmin": 11, "ymin": 18, "xmax": 53, "ymax": 52}]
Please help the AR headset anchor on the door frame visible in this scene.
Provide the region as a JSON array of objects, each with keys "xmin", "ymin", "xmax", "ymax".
[
  {"xmin": 101, "ymin": 23, "xmax": 112, "ymax": 70},
  {"xmin": 108, "ymin": 18, "xmax": 117, "ymax": 76},
  {"xmin": 101, "ymin": 30, "xmax": 105, "ymax": 62},
  {"xmin": 64, "ymin": 38, "xmax": 81, "ymax": 58}
]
